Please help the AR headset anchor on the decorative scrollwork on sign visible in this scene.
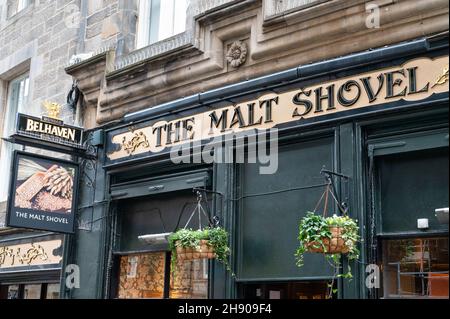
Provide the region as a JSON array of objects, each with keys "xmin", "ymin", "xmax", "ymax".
[
  {"xmin": 226, "ymin": 41, "xmax": 248, "ymax": 68},
  {"xmin": 80, "ymin": 158, "xmax": 96, "ymax": 189},
  {"xmin": 122, "ymin": 131, "xmax": 150, "ymax": 155},
  {"xmin": 80, "ymin": 131, "xmax": 98, "ymax": 189},
  {"xmin": 0, "ymin": 244, "xmax": 48, "ymax": 267},
  {"xmin": 432, "ymin": 65, "xmax": 449, "ymax": 88}
]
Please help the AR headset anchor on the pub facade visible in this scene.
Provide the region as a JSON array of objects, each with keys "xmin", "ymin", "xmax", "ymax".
[{"xmin": 62, "ymin": 0, "xmax": 449, "ymax": 299}]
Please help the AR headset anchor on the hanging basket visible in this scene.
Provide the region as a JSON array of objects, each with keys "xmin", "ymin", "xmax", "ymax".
[
  {"xmin": 175, "ymin": 240, "xmax": 217, "ymax": 261},
  {"xmin": 305, "ymin": 226, "xmax": 350, "ymax": 254}
]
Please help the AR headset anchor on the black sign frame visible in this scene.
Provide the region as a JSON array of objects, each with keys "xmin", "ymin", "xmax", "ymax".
[
  {"xmin": 13, "ymin": 113, "xmax": 84, "ymax": 152},
  {"xmin": 6, "ymin": 151, "xmax": 80, "ymax": 234}
]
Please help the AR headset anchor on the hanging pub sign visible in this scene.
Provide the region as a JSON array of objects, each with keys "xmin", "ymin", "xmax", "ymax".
[
  {"xmin": 6, "ymin": 151, "xmax": 79, "ymax": 234},
  {"xmin": 14, "ymin": 113, "xmax": 84, "ymax": 150}
]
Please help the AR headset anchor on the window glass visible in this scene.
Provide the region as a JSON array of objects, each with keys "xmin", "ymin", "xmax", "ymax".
[
  {"xmin": 118, "ymin": 253, "xmax": 166, "ymax": 299},
  {"xmin": 7, "ymin": 285, "xmax": 20, "ymax": 299},
  {"xmin": 241, "ymin": 281, "xmax": 335, "ymax": 299},
  {"xmin": 0, "ymin": 73, "xmax": 29, "ymax": 202},
  {"xmin": 45, "ymin": 283, "xmax": 60, "ymax": 299},
  {"xmin": 137, "ymin": 0, "xmax": 188, "ymax": 48},
  {"xmin": 117, "ymin": 252, "xmax": 210, "ymax": 299},
  {"xmin": 23, "ymin": 284, "xmax": 41, "ymax": 299},
  {"xmin": 381, "ymin": 237, "xmax": 449, "ymax": 299},
  {"xmin": 377, "ymin": 148, "xmax": 449, "ymax": 233},
  {"xmin": 7, "ymin": 0, "xmax": 31, "ymax": 18},
  {"xmin": 170, "ymin": 259, "xmax": 208, "ymax": 299}
]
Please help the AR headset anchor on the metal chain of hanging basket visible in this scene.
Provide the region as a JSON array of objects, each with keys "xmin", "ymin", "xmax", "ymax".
[
  {"xmin": 305, "ymin": 182, "xmax": 351, "ymax": 255},
  {"xmin": 175, "ymin": 191, "xmax": 217, "ymax": 261}
]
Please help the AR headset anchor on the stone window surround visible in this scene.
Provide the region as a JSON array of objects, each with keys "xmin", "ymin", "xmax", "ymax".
[
  {"xmin": 0, "ymin": 0, "xmax": 34, "ymax": 30},
  {"xmin": 263, "ymin": 0, "xmax": 328, "ymax": 20},
  {"xmin": 68, "ymin": 0, "xmax": 337, "ymax": 75}
]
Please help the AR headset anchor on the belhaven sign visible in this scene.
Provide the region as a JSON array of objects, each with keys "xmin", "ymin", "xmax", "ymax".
[
  {"xmin": 16, "ymin": 113, "xmax": 83, "ymax": 149},
  {"xmin": 106, "ymin": 56, "xmax": 449, "ymax": 162}
]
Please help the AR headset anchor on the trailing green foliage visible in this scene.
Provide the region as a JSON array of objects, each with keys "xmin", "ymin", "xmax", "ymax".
[
  {"xmin": 295, "ymin": 212, "xmax": 360, "ymax": 280},
  {"xmin": 168, "ymin": 227, "xmax": 233, "ymax": 275}
]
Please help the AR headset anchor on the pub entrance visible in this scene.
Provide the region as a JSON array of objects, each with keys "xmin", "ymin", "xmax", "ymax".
[{"xmin": 107, "ymin": 168, "xmax": 213, "ymax": 299}]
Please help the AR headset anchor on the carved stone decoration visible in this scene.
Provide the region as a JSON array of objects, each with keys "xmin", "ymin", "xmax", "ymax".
[{"xmin": 226, "ymin": 41, "xmax": 248, "ymax": 68}]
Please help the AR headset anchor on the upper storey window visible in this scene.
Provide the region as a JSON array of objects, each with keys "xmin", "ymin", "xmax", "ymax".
[
  {"xmin": 7, "ymin": 0, "xmax": 31, "ymax": 18},
  {"xmin": 136, "ymin": 0, "xmax": 188, "ymax": 49}
]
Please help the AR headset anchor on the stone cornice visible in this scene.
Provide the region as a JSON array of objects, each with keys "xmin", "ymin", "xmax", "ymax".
[{"xmin": 65, "ymin": 0, "xmax": 450, "ymax": 128}]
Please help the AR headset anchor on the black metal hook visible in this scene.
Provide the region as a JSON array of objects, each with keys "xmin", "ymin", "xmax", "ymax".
[{"xmin": 320, "ymin": 166, "xmax": 351, "ymax": 215}]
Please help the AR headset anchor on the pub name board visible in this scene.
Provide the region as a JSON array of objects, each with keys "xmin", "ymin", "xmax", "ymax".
[
  {"xmin": 107, "ymin": 56, "xmax": 449, "ymax": 162},
  {"xmin": 16, "ymin": 113, "xmax": 83, "ymax": 149}
]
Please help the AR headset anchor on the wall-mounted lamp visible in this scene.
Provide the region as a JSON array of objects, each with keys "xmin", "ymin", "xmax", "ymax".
[
  {"xmin": 435, "ymin": 208, "xmax": 449, "ymax": 225},
  {"xmin": 138, "ymin": 232, "xmax": 172, "ymax": 245}
]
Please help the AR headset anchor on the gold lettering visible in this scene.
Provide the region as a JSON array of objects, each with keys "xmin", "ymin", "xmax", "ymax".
[
  {"xmin": 26, "ymin": 119, "xmax": 34, "ymax": 131},
  {"xmin": 67, "ymin": 128, "xmax": 75, "ymax": 141}
]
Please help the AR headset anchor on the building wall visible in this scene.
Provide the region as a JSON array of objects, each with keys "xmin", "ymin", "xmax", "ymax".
[
  {"xmin": 65, "ymin": 0, "xmax": 449, "ymax": 128},
  {"xmin": 0, "ymin": 0, "xmax": 134, "ymax": 225},
  {"xmin": 59, "ymin": 0, "xmax": 448, "ymax": 300}
]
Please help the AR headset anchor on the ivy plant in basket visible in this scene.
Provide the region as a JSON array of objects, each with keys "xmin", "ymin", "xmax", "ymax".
[
  {"xmin": 168, "ymin": 227, "xmax": 233, "ymax": 274},
  {"xmin": 295, "ymin": 212, "xmax": 360, "ymax": 280}
]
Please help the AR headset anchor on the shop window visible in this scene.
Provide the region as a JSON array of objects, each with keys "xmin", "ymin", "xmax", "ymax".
[
  {"xmin": 136, "ymin": 0, "xmax": 188, "ymax": 49},
  {"xmin": 117, "ymin": 252, "xmax": 208, "ymax": 299},
  {"xmin": 381, "ymin": 237, "xmax": 449, "ymax": 299},
  {"xmin": 0, "ymin": 283, "xmax": 59, "ymax": 299},
  {"xmin": 23, "ymin": 284, "xmax": 41, "ymax": 299},
  {"xmin": 118, "ymin": 253, "xmax": 165, "ymax": 299},
  {"xmin": 241, "ymin": 281, "xmax": 336, "ymax": 299},
  {"xmin": 0, "ymin": 72, "xmax": 29, "ymax": 203},
  {"xmin": 45, "ymin": 283, "xmax": 60, "ymax": 299},
  {"xmin": 376, "ymin": 148, "xmax": 449, "ymax": 234},
  {"xmin": 170, "ymin": 259, "xmax": 208, "ymax": 299},
  {"xmin": 6, "ymin": 285, "xmax": 19, "ymax": 299}
]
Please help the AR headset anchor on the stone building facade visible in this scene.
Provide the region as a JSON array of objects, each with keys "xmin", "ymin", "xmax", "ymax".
[
  {"xmin": 66, "ymin": 0, "xmax": 448, "ymax": 127},
  {"xmin": 0, "ymin": 0, "xmax": 448, "ymax": 299},
  {"xmin": 0, "ymin": 0, "xmax": 129, "ymax": 227},
  {"xmin": 0, "ymin": 0, "xmax": 145, "ymax": 299},
  {"xmin": 61, "ymin": 0, "xmax": 448, "ymax": 299}
]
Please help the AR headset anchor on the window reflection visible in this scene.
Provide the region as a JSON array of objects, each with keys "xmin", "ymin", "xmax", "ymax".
[
  {"xmin": 118, "ymin": 253, "xmax": 165, "ymax": 299},
  {"xmin": 23, "ymin": 284, "xmax": 41, "ymax": 299},
  {"xmin": 7, "ymin": 285, "xmax": 20, "ymax": 299},
  {"xmin": 117, "ymin": 252, "xmax": 209, "ymax": 299},
  {"xmin": 46, "ymin": 283, "xmax": 60, "ymax": 299},
  {"xmin": 170, "ymin": 259, "xmax": 208, "ymax": 299},
  {"xmin": 382, "ymin": 237, "xmax": 449, "ymax": 298}
]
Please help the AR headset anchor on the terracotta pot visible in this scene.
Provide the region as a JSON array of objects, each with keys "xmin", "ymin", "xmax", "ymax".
[
  {"xmin": 175, "ymin": 240, "xmax": 216, "ymax": 261},
  {"xmin": 306, "ymin": 226, "xmax": 350, "ymax": 254}
]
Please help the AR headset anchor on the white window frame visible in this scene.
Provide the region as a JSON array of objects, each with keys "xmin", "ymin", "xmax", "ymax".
[
  {"xmin": 136, "ymin": 0, "xmax": 188, "ymax": 49},
  {"xmin": 0, "ymin": 72, "xmax": 29, "ymax": 203},
  {"xmin": 7, "ymin": 0, "xmax": 31, "ymax": 18}
]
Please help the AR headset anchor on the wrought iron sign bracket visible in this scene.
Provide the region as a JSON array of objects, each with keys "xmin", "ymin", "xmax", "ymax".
[
  {"xmin": 320, "ymin": 166, "xmax": 351, "ymax": 215},
  {"xmin": 192, "ymin": 187, "xmax": 224, "ymax": 227}
]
